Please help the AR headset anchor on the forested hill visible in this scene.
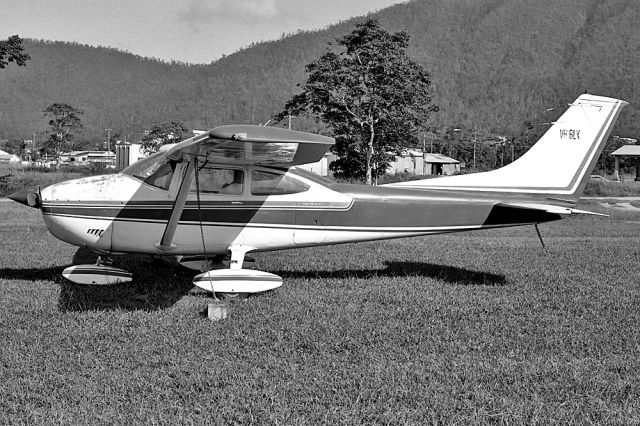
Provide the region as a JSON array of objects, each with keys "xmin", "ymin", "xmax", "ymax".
[{"xmin": 1, "ymin": 0, "xmax": 639, "ymax": 144}]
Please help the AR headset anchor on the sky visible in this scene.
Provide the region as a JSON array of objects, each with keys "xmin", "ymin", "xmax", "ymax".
[{"xmin": 2, "ymin": 0, "xmax": 409, "ymax": 64}]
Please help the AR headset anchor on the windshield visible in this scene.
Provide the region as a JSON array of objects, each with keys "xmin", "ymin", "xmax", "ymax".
[{"xmin": 121, "ymin": 152, "xmax": 175, "ymax": 190}]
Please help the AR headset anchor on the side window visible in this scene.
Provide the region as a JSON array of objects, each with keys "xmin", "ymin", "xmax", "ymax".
[
  {"xmin": 191, "ymin": 167, "xmax": 244, "ymax": 195},
  {"xmin": 251, "ymin": 170, "xmax": 310, "ymax": 196}
]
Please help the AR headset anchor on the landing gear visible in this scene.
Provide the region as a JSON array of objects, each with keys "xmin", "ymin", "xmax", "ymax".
[
  {"xmin": 192, "ymin": 245, "xmax": 282, "ymax": 297},
  {"xmin": 215, "ymin": 292, "xmax": 250, "ymax": 300},
  {"xmin": 62, "ymin": 255, "xmax": 132, "ymax": 285},
  {"xmin": 96, "ymin": 255, "xmax": 114, "ymax": 267}
]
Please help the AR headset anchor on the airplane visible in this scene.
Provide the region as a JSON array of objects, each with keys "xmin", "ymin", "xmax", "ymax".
[{"xmin": 8, "ymin": 94, "xmax": 628, "ymax": 298}]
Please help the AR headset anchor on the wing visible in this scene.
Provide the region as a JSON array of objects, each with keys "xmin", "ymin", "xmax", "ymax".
[{"xmin": 165, "ymin": 125, "xmax": 334, "ymax": 166}]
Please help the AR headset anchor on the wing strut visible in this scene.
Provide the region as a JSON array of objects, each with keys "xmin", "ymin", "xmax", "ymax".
[{"xmin": 157, "ymin": 158, "xmax": 195, "ymax": 251}]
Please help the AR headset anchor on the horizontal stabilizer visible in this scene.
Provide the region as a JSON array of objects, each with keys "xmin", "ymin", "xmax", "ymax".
[{"xmin": 498, "ymin": 203, "xmax": 608, "ymax": 217}]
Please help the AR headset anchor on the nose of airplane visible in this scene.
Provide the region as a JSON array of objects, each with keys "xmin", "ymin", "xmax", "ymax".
[{"xmin": 8, "ymin": 186, "xmax": 41, "ymax": 208}]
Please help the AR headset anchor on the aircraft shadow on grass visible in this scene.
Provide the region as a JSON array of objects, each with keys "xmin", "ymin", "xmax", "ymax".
[
  {"xmin": 272, "ymin": 261, "xmax": 507, "ymax": 286},
  {"xmin": 56, "ymin": 248, "xmax": 195, "ymax": 313},
  {"xmin": 0, "ymin": 265, "xmax": 65, "ymax": 282},
  {"xmin": 0, "ymin": 251, "xmax": 505, "ymax": 312}
]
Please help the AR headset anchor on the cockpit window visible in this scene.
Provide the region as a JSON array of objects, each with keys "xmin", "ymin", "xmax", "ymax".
[
  {"xmin": 191, "ymin": 166, "xmax": 244, "ymax": 195},
  {"xmin": 251, "ymin": 170, "xmax": 309, "ymax": 196},
  {"xmin": 121, "ymin": 152, "xmax": 175, "ymax": 190}
]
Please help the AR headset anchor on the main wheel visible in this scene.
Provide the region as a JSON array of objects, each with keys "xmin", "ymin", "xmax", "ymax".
[{"xmin": 215, "ymin": 292, "xmax": 250, "ymax": 300}]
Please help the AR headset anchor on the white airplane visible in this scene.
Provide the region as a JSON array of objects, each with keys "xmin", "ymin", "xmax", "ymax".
[{"xmin": 9, "ymin": 94, "xmax": 628, "ymax": 298}]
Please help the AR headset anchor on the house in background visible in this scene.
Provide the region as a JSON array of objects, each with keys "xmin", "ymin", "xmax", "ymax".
[
  {"xmin": 297, "ymin": 153, "xmax": 336, "ymax": 176},
  {"xmin": 298, "ymin": 150, "xmax": 461, "ymax": 178},
  {"xmin": 115, "ymin": 130, "xmax": 209, "ymax": 171},
  {"xmin": 115, "ymin": 143, "xmax": 145, "ymax": 170},
  {"xmin": 0, "ymin": 149, "xmax": 22, "ymax": 165},
  {"xmin": 611, "ymin": 145, "xmax": 640, "ymax": 181},
  {"xmin": 59, "ymin": 151, "xmax": 116, "ymax": 168},
  {"xmin": 388, "ymin": 150, "xmax": 460, "ymax": 176}
]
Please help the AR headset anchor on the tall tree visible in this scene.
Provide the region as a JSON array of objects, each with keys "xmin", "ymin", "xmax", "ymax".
[
  {"xmin": 141, "ymin": 121, "xmax": 192, "ymax": 154},
  {"xmin": 0, "ymin": 35, "xmax": 30, "ymax": 69},
  {"xmin": 278, "ymin": 19, "xmax": 438, "ymax": 184},
  {"xmin": 42, "ymin": 103, "xmax": 84, "ymax": 154}
]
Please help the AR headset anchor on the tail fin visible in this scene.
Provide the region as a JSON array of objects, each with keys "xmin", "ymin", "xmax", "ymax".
[{"xmin": 388, "ymin": 94, "xmax": 628, "ymax": 200}]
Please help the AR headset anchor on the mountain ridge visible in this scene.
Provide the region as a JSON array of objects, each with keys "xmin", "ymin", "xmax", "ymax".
[{"xmin": 0, "ymin": 0, "xmax": 638, "ymax": 145}]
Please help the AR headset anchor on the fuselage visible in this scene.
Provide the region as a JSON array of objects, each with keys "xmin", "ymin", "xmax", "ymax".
[{"xmin": 36, "ymin": 153, "xmax": 562, "ymax": 256}]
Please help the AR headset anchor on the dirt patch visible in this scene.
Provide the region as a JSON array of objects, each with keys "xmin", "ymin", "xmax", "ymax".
[{"xmin": 599, "ymin": 201, "xmax": 640, "ymax": 211}]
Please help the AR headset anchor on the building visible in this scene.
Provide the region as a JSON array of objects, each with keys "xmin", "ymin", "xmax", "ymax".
[
  {"xmin": 0, "ymin": 149, "xmax": 21, "ymax": 165},
  {"xmin": 59, "ymin": 151, "xmax": 116, "ymax": 168},
  {"xmin": 388, "ymin": 150, "xmax": 460, "ymax": 176},
  {"xmin": 297, "ymin": 153, "xmax": 335, "ymax": 176},
  {"xmin": 611, "ymin": 145, "xmax": 640, "ymax": 181},
  {"xmin": 115, "ymin": 143, "xmax": 145, "ymax": 170},
  {"xmin": 115, "ymin": 131, "xmax": 208, "ymax": 171}
]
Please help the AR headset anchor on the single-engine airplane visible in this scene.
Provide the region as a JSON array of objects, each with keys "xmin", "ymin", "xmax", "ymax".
[{"xmin": 9, "ymin": 94, "xmax": 628, "ymax": 297}]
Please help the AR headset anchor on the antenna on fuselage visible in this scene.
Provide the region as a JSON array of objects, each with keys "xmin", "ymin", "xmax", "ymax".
[{"xmin": 534, "ymin": 224, "xmax": 547, "ymax": 251}]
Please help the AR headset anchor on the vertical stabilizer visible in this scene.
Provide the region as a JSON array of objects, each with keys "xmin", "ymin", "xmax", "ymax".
[{"xmin": 388, "ymin": 94, "xmax": 628, "ymax": 200}]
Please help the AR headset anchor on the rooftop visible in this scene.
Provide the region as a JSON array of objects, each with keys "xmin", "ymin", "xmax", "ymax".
[{"xmin": 611, "ymin": 145, "xmax": 640, "ymax": 157}]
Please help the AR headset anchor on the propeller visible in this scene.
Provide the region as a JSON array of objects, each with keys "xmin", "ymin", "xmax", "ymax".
[{"xmin": 8, "ymin": 186, "xmax": 41, "ymax": 208}]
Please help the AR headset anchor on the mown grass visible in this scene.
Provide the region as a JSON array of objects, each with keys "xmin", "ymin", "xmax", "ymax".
[
  {"xmin": 1, "ymin": 201, "xmax": 639, "ymax": 424},
  {"xmin": 583, "ymin": 180, "xmax": 640, "ymax": 197}
]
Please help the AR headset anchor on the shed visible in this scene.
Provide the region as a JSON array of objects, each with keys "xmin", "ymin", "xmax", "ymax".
[
  {"xmin": 60, "ymin": 151, "xmax": 115, "ymax": 168},
  {"xmin": 115, "ymin": 143, "xmax": 145, "ymax": 170},
  {"xmin": 610, "ymin": 145, "xmax": 640, "ymax": 181},
  {"xmin": 388, "ymin": 150, "xmax": 460, "ymax": 176},
  {"xmin": 0, "ymin": 149, "xmax": 21, "ymax": 164},
  {"xmin": 297, "ymin": 153, "xmax": 335, "ymax": 176}
]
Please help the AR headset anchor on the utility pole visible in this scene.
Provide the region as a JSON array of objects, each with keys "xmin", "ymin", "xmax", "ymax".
[
  {"xmin": 422, "ymin": 133, "xmax": 426, "ymax": 175},
  {"xmin": 472, "ymin": 130, "xmax": 477, "ymax": 171},
  {"xmin": 105, "ymin": 128, "xmax": 112, "ymax": 153}
]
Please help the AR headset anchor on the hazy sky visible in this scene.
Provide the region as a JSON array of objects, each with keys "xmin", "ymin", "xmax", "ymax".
[{"xmin": 2, "ymin": 0, "xmax": 408, "ymax": 64}]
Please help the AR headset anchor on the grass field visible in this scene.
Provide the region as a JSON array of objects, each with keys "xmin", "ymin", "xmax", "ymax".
[{"xmin": 1, "ymin": 200, "xmax": 639, "ymax": 424}]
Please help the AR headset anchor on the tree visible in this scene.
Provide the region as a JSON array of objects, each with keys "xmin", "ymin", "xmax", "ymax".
[
  {"xmin": 141, "ymin": 121, "xmax": 192, "ymax": 155},
  {"xmin": 0, "ymin": 35, "xmax": 30, "ymax": 69},
  {"xmin": 42, "ymin": 103, "xmax": 84, "ymax": 154},
  {"xmin": 278, "ymin": 19, "xmax": 438, "ymax": 184}
]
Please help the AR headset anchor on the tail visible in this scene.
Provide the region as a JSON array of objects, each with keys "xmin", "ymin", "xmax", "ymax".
[{"xmin": 387, "ymin": 94, "xmax": 628, "ymax": 201}]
